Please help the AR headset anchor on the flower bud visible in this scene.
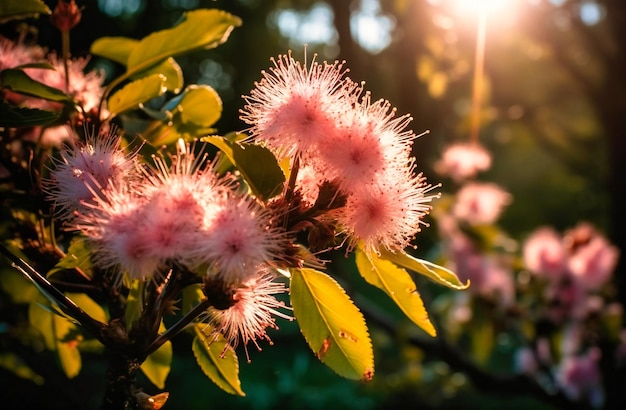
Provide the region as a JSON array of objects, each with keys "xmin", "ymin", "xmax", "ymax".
[{"xmin": 50, "ymin": 0, "xmax": 82, "ymax": 32}]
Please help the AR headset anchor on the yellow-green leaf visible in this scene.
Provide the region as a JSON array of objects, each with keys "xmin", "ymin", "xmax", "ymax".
[
  {"xmin": 0, "ymin": 267, "xmax": 39, "ymax": 304},
  {"xmin": 355, "ymin": 248, "xmax": 436, "ymax": 337},
  {"xmin": 192, "ymin": 325, "xmax": 244, "ymax": 396},
  {"xmin": 127, "ymin": 9, "xmax": 241, "ymax": 73},
  {"xmin": 148, "ymin": 58, "xmax": 183, "ymax": 93},
  {"xmin": 1, "ymin": 69, "xmax": 74, "ymax": 103},
  {"xmin": 182, "ymin": 284, "xmax": 204, "ymax": 316},
  {"xmin": 67, "ymin": 293, "xmax": 107, "ymax": 324},
  {"xmin": 0, "ymin": 0, "xmax": 50, "ymax": 23},
  {"xmin": 28, "ymin": 297, "xmax": 82, "ymax": 378},
  {"xmin": 141, "ymin": 323, "xmax": 172, "ymax": 389},
  {"xmin": 91, "ymin": 38, "xmax": 183, "ymax": 93},
  {"xmin": 177, "ymin": 85, "xmax": 222, "ymax": 128},
  {"xmin": 124, "ymin": 280, "xmax": 144, "ymax": 331},
  {"xmin": 203, "ymin": 135, "xmax": 285, "ymax": 200},
  {"xmin": 290, "ymin": 268, "xmax": 374, "ymax": 381},
  {"xmin": 90, "ymin": 37, "xmax": 138, "ymax": 65},
  {"xmin": 54, "ymin": 314, "xmax": 81, "ymax": 379},
  {"xmin": 107, "ymin": 74, "xmax": 167, "ymax": 117},
  {"xmin": 380, "ymin": 248, "xmax": 469, "ymax": 290},
  {"xmin": 0, "ymin": 352, "xmax": 44, "ymax": 385}
]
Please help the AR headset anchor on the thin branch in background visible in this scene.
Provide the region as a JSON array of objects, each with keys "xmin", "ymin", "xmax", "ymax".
[
  {"xmin": 355, "ymin": 292, "xmax": 592, "ymax": 410},
  {"xmin": 0, "ymin": 242, "xmax": 109, "ymax": 347}
]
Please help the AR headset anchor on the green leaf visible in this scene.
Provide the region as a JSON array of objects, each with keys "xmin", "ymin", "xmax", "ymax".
[
  {"xmin": 182, "ymin": 284, "xmax": 204, "ymax": 316},
  {"xmin": 90, "ymin": 37, "xmax": 138, "ymax": 65},
  {"xmin": 0, "ymin": 99, "xmax": 60, "ymax": 127},
  {"xmin": 177, "ymin": 85, "xmax": 222, "ymax": 128},
  {"xmin": 28, "ymin": 296, "xmax": 82, "ymax": 378},
  {"xmin": 192, "ymin": 325, "xmax": 244, "ymax": 396},
  {"xmin": 28, "ymin": 296, "xmax": 56, "ymax": 350},
  {"xmin": 355, "ymin": 248, "xmax": 436, "ymax": 337},
  {"xmin": 50, "ymin": 236, "xmax": 93, "ymax": 278},
  {"xmin": 148, "ymin": 58, "xmax": 184, "ymax": 94},
  {"xmin": 107, "ymin": 74, "xmax": 167, "ymax": 117},
  {"xmin": 126, "ymin": 9, "xmax": 241, "ymax": 73},
  {"xmin": 91, "ymin": 38, "xmax": 184, "ymax": 94},
  {"xmin": 290, "ymin": 268, "xmax": 374, "ymax": 381},
  {"xmin": 67, "ymin": 293, "xmax": 107, "ymax": 324},
  {"xmin": 379, "ymin": 248, "xmax": 469, "ymax": 290},
  {"xmin": 54, "ymin": 314, "xmax": 81, "ymax": 378},
  {"xmin": 203, "ymin": 136, "xmax": 285, "ymax": 200},
  {"xmin": 0, "ymin": 268, "xmax": 39, "ymax": 303},
  {"xmin": 1, "ymin": 69, "xmax": 74, "ymax": 103},
  {"xmin": 0, "ymin": 0, "xmax": 50, "ymax": 23},
  {"xmin": 124, "ymin": 280, "xmax": 144, "ymax": 330},
  {"xmin": 0, "ymin": 352, "xmax": 44, "ymax": 385},
  {"xmin": 141, "ymin": 323, "xmax": 172, "ymax": 389}
]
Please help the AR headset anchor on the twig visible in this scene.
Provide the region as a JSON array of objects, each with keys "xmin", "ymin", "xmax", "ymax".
[
  {"xmin": 144, "ymin": 298, "xmax": 211, "ymax": 357},
  {"xmin": 355, "ymin": 293, "xmax": 591, "ymax": 410},
  {"xmin": 0, "ymin": 242, "xmax": 109, "ymax": 347}
]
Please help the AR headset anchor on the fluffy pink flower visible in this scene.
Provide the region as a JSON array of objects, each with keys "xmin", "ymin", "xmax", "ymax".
[
  {"xmin": 317, "ymin": 93, "xmax": 415, "ymax": 191},
  {"xmin": 452, "ymin": 182, "xmax": 511, "ymax": 225},
  {"xmin": 204, "ymin": 271, "xmax": 292, "ymax": 362},
  {"xmin": 240, "ymin": 52, "xmax": 361, "ymax": 158},
  {"xmin": 24, "ymin": 54, "xmax": 105, "ymax": 113},
  {"xmin": 73, "ymin": 185, "xmax": 159, "ymax": 282},
  {"xmin": 0, "ymin": 35, "xmax": 45, "ymax": 71},
  {"xmin": 523, "ymin": 227, "xmax": 567, "ymax": 278},
  {"xmin": 435, "ymin": 142, "xmax": 492, "ymax": 182},
  {"xmin": 44, "ymin": 129, "xmax": 139, "ymax": 221},
  {"xmin": 340, "ymin": 166, "xmax": 438, "ymax": 252},
  {"xmin": 196, "ymin": 194, "xmax": 285, "ymax": 284}
]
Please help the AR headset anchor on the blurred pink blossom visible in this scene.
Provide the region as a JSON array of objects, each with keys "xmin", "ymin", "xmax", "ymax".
[
  {"xmin": 568, "ymin": 235, "xmax": 619, "ymax": 291},
  {"xmin": 523, "ymin": 227, "xmax": 567, "ymax": 278},
  {"xmin": 556, "ymin": 348, "xmax": 604, "ymax": 407},
  {"xmin": 435, "ymin": 142, "xmax": 491, "ymax": 182},
  {"xmin": 452, "ymin": 182, "xmax": 511, "ymax": 225}
]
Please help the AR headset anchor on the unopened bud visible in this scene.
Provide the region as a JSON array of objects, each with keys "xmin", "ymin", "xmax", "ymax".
[{"xmin": 50, "ymin": 0, "xmax": 82, "ymax": 32}]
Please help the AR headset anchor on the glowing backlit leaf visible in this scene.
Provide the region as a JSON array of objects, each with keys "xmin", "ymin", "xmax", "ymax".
[
  {"xmin": 192, "ymin": 325, "xmax": 244, "ymax": 396},
  {"xmin": 107, "ymin": 74, "xmax": 167, "ymax": 117},
  {"xmin": 141, "ymin": 322, "xmax": 172, "ymax": 389},
  {"xmin": 290, "ymin": 268, "xmax": 374, "ymax": 381},
  {"xmin": 355, "ymin": 248, "xmax": 436, "ymax": 337},
  {"xmin": 380, "ymin": 248, "xmax": 469, "ymax": 290}
]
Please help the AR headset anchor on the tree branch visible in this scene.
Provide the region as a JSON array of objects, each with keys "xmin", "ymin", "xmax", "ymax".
[
  {"xmin": 356, "ymin": 293, "xmax": 592, "ymax": 410},
  {"xmin": 0, "ymin": 242, "xmax": 110, "ymax": 348}
]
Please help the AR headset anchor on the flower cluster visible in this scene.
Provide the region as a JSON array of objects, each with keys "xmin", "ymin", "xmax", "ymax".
[
  {"xmin": 241, "ymin": 53, "xmax": 438, "ymax": 253},
  {"xmin": 0, "ymin": 35, "xmax": 105, "ymax": 145},
  {"xmin": 45, "ymin": 133, "xmax": 291, "ymax": 350}
]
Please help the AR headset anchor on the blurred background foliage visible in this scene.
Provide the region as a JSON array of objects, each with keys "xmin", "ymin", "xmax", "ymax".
[{"xmin": 1, "ymin": 0, "xmax": 623, "ymax": 408}]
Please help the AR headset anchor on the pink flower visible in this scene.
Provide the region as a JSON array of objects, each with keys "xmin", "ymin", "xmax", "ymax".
[
  {"xmin": 0, "ymin": 35, "xmax": 45, "ymax": 71},
  {"xmin": 240, "ymin": 52, "xmax": 360, "ymax": 159},
  {"xmin": 195, "ymin": 194, "xmax": 286, "ymax": 284},
  {"xmin": 568, "ymin": 235, "xmax": 619, "ymax": 291},
  {"xmin": 74, "ymin": 185, "xmax": 158, "ymax": 282},
  {"xmin": 340, "ymin": 167, "xmax": 438, "ymax": 252},
  {"xmin": 434, "ymin": 142, "xmax": 492, "ymax": 182},
  {"xmin": 317, "ymin": 93, "xmax": 414, "ymax": 191},
  {"xmin": 44, "ymin": 129, "xmax": 139, "ymax": 221},
  {"xmin": 452, "ymin": 182, "xmax": 510, "ymax": 225},
  {"xmin": 556, "ymin": 348, "xmax": 604, "ymax": 407},
  {"xmin": 25, "ymin": 54, "xmax": 105, "ymax": 113},
  {"xmin": 203, "ymin": 271, "xmax": 292, "ymax": 362},
  {"xmin": 523, "ymin": 227, "xmax": 567, "ymax": 278}
]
